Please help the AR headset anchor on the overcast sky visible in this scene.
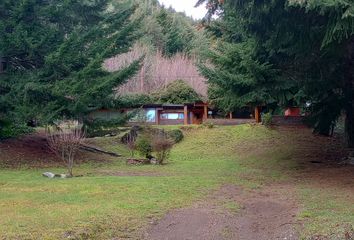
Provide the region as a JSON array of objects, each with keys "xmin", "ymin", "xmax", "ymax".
[{"xmin": 158, "ymin": 0, "xmax": 207, "ymax": 20}]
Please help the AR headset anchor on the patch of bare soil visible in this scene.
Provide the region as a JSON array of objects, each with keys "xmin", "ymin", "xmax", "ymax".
[
  {"xmin": 0, "ymin": 133, "xmax": 111, "ymax": 168},
  {"xmin": 0, "ymin": 134, "xmax": 56, "ymax": 167},
  {"xmin": 145, "ymin": 184, "xmax": 299, "ymax": 240},
  {"xmin": 280, "ymin": 126, "xmax": 354, "ymax": 193}
]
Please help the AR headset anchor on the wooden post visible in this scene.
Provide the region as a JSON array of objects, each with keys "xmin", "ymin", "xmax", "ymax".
[
  {"xmin": 203, "ymin": 104, "xmax": 208, "ymax": 120},
  {"xmin": 255, "ymin": 106, "xmax": 261, "ymax": 123},
  {"xmin": 229, "ymin": 112, "xmax": 233, "ymax": 119},
  {"xmin": 156, "ymin": 109, "xmax": 160, "ymax": 125},
  {"xmin": 184, "ymin": 105, "xmax": 188, "ymax": 125}
]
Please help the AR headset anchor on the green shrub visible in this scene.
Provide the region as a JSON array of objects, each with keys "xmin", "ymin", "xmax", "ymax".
[
  {"xmin": 262, "ymin": 113, "xmax": 273, "ymax": 127},
  {"xmin": 135, "ymin": 136, "xmax": 152, "ymax": 158},
  {"xmin": 180, "ymin": 125, "xmax": 195, "ymax": 131},
  {"xmin": 153, "ymin": 80, "xmax": 202, "ymax": 104},
  {"xmin": 168, "ymin": 129, "xmax": 184, "ymax": 143},
  {"xmin": 0, "ymin": 120, "xmax": 34, "ymax": 139},
  {"xmin": 116, "ymin": 94, "xmax": 153, "ymax": 108},
  {"xmin": 202, "ymin": 121, "xmax": 215, "ymax": 129}
]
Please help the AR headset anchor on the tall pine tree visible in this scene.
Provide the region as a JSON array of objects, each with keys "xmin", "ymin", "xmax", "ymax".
[
  {"xmin": 0, "ymin": 0, "xmax": 142, "ymax": 134},
  {"xmin": 198, "ymin": 0, "xmax": 354, "ymax": 146}
]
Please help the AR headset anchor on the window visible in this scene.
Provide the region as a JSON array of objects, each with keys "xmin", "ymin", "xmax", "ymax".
[
  {"xmin": 161, "ymin": 113, "xmax": 184, "ymax": 120},
  {"xmin": 129, "ymin": 109, "xmax": 156, "ymax": 123},
  {"xmin": 146, "ymin": 109, "xmax": 156, "ymax": 122}
]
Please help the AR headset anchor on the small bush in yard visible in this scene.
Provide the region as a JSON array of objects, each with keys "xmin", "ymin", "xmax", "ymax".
[
  {"xmin": 135, "ymin": 136, "xmax": 152, "ymax": 158},
  {"xmin": 0, "ymin": 120, "xmax": 34, "ymax": 139},
  {"xmin": 202, "ymin": 121, "xmax": 215, "ymax": 129},
  {"xmin": 152, "ymin": 134, "xmax": 174, "ymax": 164},
  {"xmin": 180, "ymin": 125, "xmax": 195, "ymax": 131},
  {"xmin": 168, "ymin": 129, "xmax": 184, "ymax": 143},
  {"xmin": 262, "ymin": 113, "xmax": 273, "ymax": 127}
]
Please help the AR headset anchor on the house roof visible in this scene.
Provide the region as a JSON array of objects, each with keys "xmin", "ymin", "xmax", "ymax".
[
  {"xmin": 142, "ymin": 102, "xmax": 208, "ymax": 109},
  {"xmin": 142, "ymin": 104, "xmax": 183, "ymax": 108}
]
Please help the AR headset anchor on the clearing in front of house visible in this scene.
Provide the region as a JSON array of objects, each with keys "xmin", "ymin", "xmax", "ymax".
[{"xmin": 0, "ymin": 125, "xmax": 353, "ymax": 239}]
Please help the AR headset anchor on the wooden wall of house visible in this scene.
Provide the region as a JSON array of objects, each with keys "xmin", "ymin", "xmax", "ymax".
[
  {"xmin": 158, "ymin": 110, "xmax": 185, "ymax": 125},
  {"xmin": 159, "ymin": 119, "xmax": 184, "ymax": 125}
]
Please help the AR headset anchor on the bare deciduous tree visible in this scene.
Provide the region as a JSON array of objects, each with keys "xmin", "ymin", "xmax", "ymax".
[
  {"xmin": 46, "ymin": 128, "xmax": 85, "ymax": 177},
  {"xmin": 104, "ymin": 43, "xmax": 208, "ymax": 97},
  {"xmin": 126, "ymin": 131, "xmax": 136, "ymax": 157},
  {"xmin": 151, "ymin": 133, "xmax": 174, "ymax": 164}
]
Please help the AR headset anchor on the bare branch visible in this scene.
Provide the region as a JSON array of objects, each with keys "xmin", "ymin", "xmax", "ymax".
[
  {"xmin": 46, "ymin": 127, "xmax": 86, "ymax": 177},
  {"xmin": 104, "ymin": 43, "xmax": 208, "ymax": 97}
]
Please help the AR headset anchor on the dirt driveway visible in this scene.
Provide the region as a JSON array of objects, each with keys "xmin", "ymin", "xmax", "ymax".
[
  {"xmin": 145, "ymin": 184, "xmax": 299, "ymax": 240},
  {"xmin": 144, "ymin": 126, "xmax": 354, "ymax": 240}
]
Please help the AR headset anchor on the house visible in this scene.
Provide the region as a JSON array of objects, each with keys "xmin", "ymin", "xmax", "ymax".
[
  {"xmin": 143, "ymin": 102, "xmax": 210, "ymax": 125},
  {"xmin": 90, "ymin": 102, "xmax": 209, "ymax": 125},
  {"xmin": 90, "ymin": 101, "xmax": 261, "ymax": 125}
]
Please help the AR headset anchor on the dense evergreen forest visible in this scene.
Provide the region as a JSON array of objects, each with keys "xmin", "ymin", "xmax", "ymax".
[
  {"xmin": 1, "ymin": 0, "xmax": 354, "ymax": 147},
  {"xmin": 0, "ymin": 0, "xmax": 207, "ymax": 138},
  {"xmin": 0, "ymin": 0, "xmax": 140, "ymax": 136},
  {"xmin": 198, "ymin": 0, "xmax": 354, "ymax": 146}
]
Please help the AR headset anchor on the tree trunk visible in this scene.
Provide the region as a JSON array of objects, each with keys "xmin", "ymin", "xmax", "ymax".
[
  {"xmin": 345, "ymin": 106, "xmax": 354, "ymax": 147},
  {"xmin": 344, "ymin": 37, "xmax": 354, "ymax": 147},
  {"xmin": 67, "ymin": 152, "xmax": 74, "ymax": 177},
  {"xmin": 0, "ymin": 57, "xmax": 4, "ymax": 73}
]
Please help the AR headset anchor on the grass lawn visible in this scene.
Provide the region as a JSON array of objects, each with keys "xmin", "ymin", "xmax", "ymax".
[{"xmin": 0, "ymin": 125, "xmax": 353, "ymax": 239}]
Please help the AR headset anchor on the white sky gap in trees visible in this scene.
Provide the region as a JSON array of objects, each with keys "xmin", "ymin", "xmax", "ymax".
[{"xmin": 158, "ymin": 0, "xmax": 207, "ymax": 19}]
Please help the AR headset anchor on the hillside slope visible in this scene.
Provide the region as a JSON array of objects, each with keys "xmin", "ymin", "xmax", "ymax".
[
  {"xmin": 0, "ymin": 125, "xmax": 353, "ymax": 239},
  {"xmin": 106, "ymin": 0, "xmax": 209, "ymax": 98}
]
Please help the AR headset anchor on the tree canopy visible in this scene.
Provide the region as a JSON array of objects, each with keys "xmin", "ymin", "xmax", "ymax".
[
  {"xmin": 153, "ymin": 80, "xmax": 202, "ymax": 104},
  {"xmin": 0, "ymin": 0, "xmax": 142, "ymax": 134},
  {"xmin": 198, "ymin": 0, "xmax": 354, "ymax": 145}
]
